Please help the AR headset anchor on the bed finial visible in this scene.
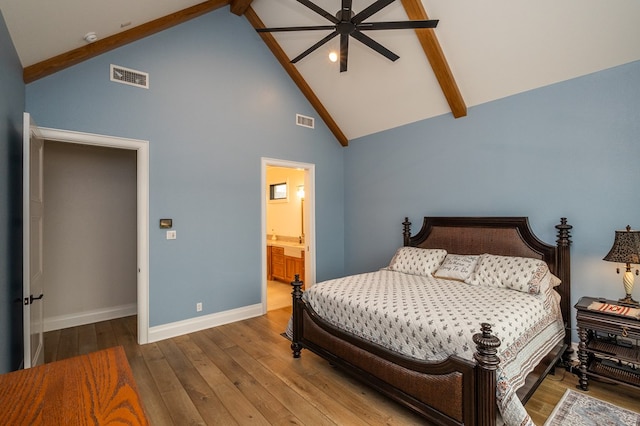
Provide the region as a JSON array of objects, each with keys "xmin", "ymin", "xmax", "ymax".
[
  {"xmin": 473, "ymin": 323, "xmax": 501, "ymax": 370},
  {"xmin": 403, "ymin": 217, "xmax": 412, "ymax": 246},
  {"xmin": 556, "ymin": 217, "xmax": 572, "ymax": 247},
  {"xmin": 473, "ymin": 323, "xmax": 501, "ymax": 425}
]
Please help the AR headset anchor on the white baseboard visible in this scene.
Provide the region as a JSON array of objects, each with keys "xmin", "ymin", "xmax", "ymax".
[
  {"xmin": 44, "ymin": 303, "xmax": 137, "ymax": 332},
  {"xmin": 148, "ymin": 303, "xmax": 264, "ymax": 343}
]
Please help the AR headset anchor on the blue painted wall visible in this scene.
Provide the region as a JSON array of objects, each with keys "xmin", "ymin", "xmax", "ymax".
[
  {"xmin": 0, "ymin": 10, "xmax": 25, "ymax": 373},
  {"xmin": 345, "ymin": 60, "xmax": 640, "ymax": 340},
  {"xmin": 10, "ymin": 4, "xmax": 640, "ymax": 344},
  {"xmin": 26, "ymin": 8, "xmax": 345, "ymax": 327}
]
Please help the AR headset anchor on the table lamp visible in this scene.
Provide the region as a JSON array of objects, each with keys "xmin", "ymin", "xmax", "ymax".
[{"xmin": 603, "ymin": 225, "xmax": 640, "ymax": 306}]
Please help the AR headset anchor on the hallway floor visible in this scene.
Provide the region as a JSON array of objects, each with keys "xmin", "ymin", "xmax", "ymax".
[{"xmin": 267, "ymin": 279, "xmax": 291, "ymax": 311}]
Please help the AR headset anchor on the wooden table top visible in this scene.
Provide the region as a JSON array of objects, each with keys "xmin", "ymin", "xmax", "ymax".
[{"xmin": 0, "ymin": 346, "xmax": 148, "ymax": 425}]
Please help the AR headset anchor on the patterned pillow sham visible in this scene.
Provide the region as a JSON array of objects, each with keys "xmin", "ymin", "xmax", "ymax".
[
  {"xmin": 388, "ymin": 247, "xmax": 447, "ymax": 277},
  {"xmin": 433, "ymin": 254, "xmax": 480, "ymax": 281},
  {"xmin": 465, "ymin": 254, "xmax": 552, "ymax": 294}
]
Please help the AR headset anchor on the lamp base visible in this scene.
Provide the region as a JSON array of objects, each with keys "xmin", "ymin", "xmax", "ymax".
[
  {"xmin": 618, "ymin": 294, "xmax": 640, "ymax": 307},
  {"xmin": 619, "ymin": 270, "xmax": 639, "ymax": 307}
]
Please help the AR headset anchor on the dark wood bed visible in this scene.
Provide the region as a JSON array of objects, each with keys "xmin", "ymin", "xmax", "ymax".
[{"xmin": 290, "ymin": 216, "xmax": 572, "ymax": 426}]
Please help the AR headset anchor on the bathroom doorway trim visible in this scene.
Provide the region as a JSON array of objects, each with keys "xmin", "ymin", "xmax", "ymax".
[{"xmin": 261, "ymin": 157, "xmax": 316, "ymax": 313}]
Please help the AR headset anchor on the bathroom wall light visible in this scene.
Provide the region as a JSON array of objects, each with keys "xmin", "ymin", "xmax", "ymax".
[{"xmin": 297, "ymin": 185, "xmax": 305, "ymax": 198}]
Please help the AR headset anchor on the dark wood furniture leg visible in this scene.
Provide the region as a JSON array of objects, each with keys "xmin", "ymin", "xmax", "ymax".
[
  {"xmin": 291, "ymin": 274, "xmax": 303, "ymax": 358},
  {"xmin": 577, "ymin": 326, "xmax": 589, "ymax": 391}
]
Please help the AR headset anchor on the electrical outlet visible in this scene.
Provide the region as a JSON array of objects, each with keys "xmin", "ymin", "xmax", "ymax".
[{"xmin": 196, "ymin": 302, "xmax": 202, "ymax": 312}]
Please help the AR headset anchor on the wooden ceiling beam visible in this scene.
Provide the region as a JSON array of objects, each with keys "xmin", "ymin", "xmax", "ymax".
[
  {"xmin": 229, "ymin": 0, "xmax": 254, "ymax": 16},
  {"xmin": 400, "ymin": 0, "xmax": 467, "ymax": 118},
  {"xmin": 23, "ymin": 0, "xmax": 230, "ymax": 83},
  {"xmin": 244, "ymin": 7, "xmax": 349, "ymax": 147}
]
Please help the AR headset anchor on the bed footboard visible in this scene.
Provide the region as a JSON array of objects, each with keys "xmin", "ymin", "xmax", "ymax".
[
  {"xmin": 289, "ymin": 216, "xmax": 571, "ymax": 426},
  {"xmin": 291, "ymin": 276, "xmax": 501, "ymax": 426}
]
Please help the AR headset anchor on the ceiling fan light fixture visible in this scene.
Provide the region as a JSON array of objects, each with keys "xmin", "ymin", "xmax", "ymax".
[
  {"xmin": 328, "ymin": 51, "xmax": 338, "ymax": 62},
  {"xmin": 256, "ymin": 0, "xmax": 438, "ymax": 73}
]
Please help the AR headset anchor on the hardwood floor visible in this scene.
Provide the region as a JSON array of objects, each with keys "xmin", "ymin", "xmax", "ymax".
[{"xmin": 45, "ymin": 310, "xmax": 640, "ymax": 425}]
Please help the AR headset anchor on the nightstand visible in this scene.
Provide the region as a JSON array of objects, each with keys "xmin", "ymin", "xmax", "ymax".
[{"xmin": 574, "ymin": 296, "xmax": 640, "ymax": 391}]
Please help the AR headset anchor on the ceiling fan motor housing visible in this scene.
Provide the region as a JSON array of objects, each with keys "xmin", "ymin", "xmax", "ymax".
[{"xmin": 258, "ymin": 0, "xmax": 438, "ymax": 72}]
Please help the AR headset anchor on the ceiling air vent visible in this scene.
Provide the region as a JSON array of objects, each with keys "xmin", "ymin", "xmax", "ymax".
[
  {"xmin": 110, "ymin": 64, "xmax": 149, "ymax": 89},
  {"xmin": 296, "ymin": 114, "xmax": 314, "ymax": 129}
]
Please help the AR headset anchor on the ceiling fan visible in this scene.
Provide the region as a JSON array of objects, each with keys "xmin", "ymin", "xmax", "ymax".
[{"xmin": 256, "ymin": 0, "xmax": 438, "ymax": 72}]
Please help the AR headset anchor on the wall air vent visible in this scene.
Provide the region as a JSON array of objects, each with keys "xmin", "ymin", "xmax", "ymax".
[
  {"xmin": 296, "ymin": 114, "xmax": 314, "ymax": 129},
  {"xmin": 110, "ymin": 64, "xmax": 149, "ymax": 89}
]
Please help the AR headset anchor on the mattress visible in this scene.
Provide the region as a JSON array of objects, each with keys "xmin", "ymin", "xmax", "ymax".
[{"xmin": 302, "ymin": 269, "xmax": 565, "ymax": 426}]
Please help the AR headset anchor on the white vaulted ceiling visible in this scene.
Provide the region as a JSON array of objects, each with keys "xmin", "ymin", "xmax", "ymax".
[{"xmin": 1, "ymin": 0, "xmax": 639, "ymax": 143}]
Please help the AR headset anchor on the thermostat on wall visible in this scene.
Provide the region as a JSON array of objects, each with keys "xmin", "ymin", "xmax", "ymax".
[{"xmin": 159, "ymin": 219, "xmax": 172, "ymax": 229}]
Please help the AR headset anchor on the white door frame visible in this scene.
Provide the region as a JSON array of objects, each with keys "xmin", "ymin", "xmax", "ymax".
[
  {"xmin": 23, "ymin": 113, "xmax": 45, "ymax": 368},
  {"xmin": 261, "ymin": 157, "xmax": 316, "ymax": 312},
  {"xmin": 37, "ymin": 126, "xmax": 150, "ymax": 344}
]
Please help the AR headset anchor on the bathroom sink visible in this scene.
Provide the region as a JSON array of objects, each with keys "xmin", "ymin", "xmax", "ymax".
[
  {"xmin": 268, "ymin": 240, "xmax": 304, "ymax": 257},
  {"xmin": 269, "ymin": 241, "xmax": 304, "ymax": 248}
]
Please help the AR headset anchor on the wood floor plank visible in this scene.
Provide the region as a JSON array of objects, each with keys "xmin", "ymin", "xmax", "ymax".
[
  {"xmin": 95, "ymin": 319, "xmax": 118, "ymax": 350},
  {"xmin": 77, "ymin": 323, "xmax": 98, "ymax": 355},
  {"xmin": 264, "ymin": 305, "xmax": 292, "ymax": 330},
  {"xmin": 43, "ymin": 310, "xmax": 640, "ymax": 425},
  {"xmin": 197, "ymin": 327, "xmax": 336, "ymax": 426},
  {"xmin": 111, "ymin": 318, "xmax": 174, "ymax": 426},
  {"xmin": 186, "ymin": 330, "xmax": 306, "ymax": 426},
  {"xmin": 140, "ymin": 342, "xmax": 207, "ymax": 425},
  {"xmin": 212, "ymin": 324, "xmax": 388, "ymax": 426},
  {"xmin": 126, "ymin": 353, "xmax": 174, "ymax": 426},
  {"xmin": 56, "ymin": 326, "xmax": 78, "ymax": 360},
  {"xmin": 157, "ymin": 337, "xmax": 247, "ymax": 425},
  {"xmin": 123, "ymin": 315, "xmax": 139, "ymax": 340},
  {"xmin": 43, "ymin": 329, "xmax": 60, "ymax": 362},
  {"xmin": 223, "ymin": 314, "xmax": 428, "ymax": 424}
]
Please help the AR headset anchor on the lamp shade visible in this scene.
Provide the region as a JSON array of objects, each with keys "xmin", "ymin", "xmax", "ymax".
[{"xmin": 603, "ymin": 226, "xmax": 640, "ymax": 264}]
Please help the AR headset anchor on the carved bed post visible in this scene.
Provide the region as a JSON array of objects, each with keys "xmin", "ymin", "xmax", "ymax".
[
  {"xmin": 473, "ymin": 323, "xmax": 501, "ymax": 426},
  {"xmin": 291, "ymin": 274, "xmax": 304, "ymax": 358},
  {"xmin": 402, "ymin": 217, "xmax": 412, "ymax": 247},
  {"xmin": 556, "ymin": 218, "xmax": 573, "ymax": 355}
]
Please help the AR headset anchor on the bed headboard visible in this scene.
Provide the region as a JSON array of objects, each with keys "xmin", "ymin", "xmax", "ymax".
[{"xmin": 402, "ymin": 216, "xmax": 572, "ymax": 346}]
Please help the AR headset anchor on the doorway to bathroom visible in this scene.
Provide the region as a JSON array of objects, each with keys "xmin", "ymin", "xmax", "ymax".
[{"xmin": 261, "ymin": 158, "xmax": 315, "ymax": 312}]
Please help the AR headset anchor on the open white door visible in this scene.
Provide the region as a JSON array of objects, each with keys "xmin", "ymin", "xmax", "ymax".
[{"xmin": 23, "ymin": 112, "xmax": 45, "ymax": 368}]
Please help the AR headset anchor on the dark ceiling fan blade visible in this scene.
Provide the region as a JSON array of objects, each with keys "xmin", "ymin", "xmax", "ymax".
[
  {"xmin": 352, "ymin": 0, "xmax": 395, "ymax": 24},
  {"xmin": 341, "ymin": 0, "xmax": 353, "ymax": 17},
  {"xmin": 340, "ymin": 33, "xmax": 349, "ymax": 72},
  {"xmin": 357, "ymin": 20, "xmax": 439, "ymax": 30},
  {"xmin": 350, "ymin": 30, "xmax": 399, "ymax": 62},
  {"xmin": 297, "ymin": 0, "xmax": 339, "ymax": 24},
  {"xmin": 257, "ymin": 25, "xmax": 335, "ymax": 32},
  {"xmin": 291, "ymin": 31, "xmax": 339, "ymax": 63}
]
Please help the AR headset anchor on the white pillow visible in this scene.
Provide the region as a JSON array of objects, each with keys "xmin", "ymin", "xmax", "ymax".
[
  {"xmin": 465, "ymin": 254, "xmax": 551, "ymax": 294},
  {"xmin": 433, "ymin": 254, "xmax": 480, "ymax": 282},
  {"xmin": 388, "ymin": 247, "xmax": 447, "ymax": 277}
]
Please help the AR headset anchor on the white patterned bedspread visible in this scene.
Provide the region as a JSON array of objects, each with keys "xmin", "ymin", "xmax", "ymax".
[{"xmin": 303, "ymin": 269, "xmax": 565, "ymax": 426}]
